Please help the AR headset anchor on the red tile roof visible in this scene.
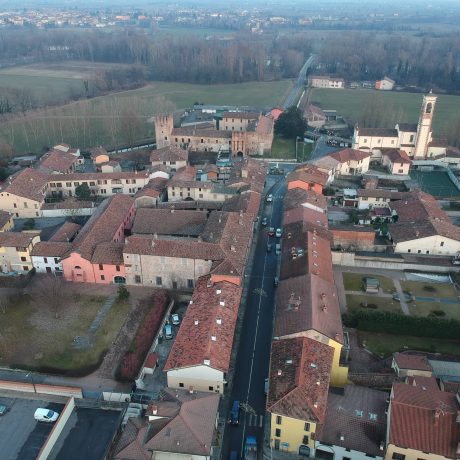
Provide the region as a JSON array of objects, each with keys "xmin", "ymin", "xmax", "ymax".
[
  {"xmin": 91, "ymin": 242, "xmax": 124, "ymax": 265},
  {"xmin": 267, "ymin": 337, "xmax": 333, "ymax": 423},
  {"xmin": 0, "ymin": 231, "xmax": 38, "ymax": 248},
  {"xmin": 49, "ymin": 222, "xmax": 81, "ymax": 242},
  {"xmin": 171, "ymin": 127, "xmax": 232, "ymax": 139},
  {"xmin": 382, "ymin": 149, "xmax": 412, "ymax": 164},
  {"xmin": 287, "ymin": 165, "xmax": 329, "ymax": 187},
  {"xmin": 284, "ymin": 188, "xmax": 328, "ymax": 212},
  {"xmin": 164, "ymin": 276, "xmax": 242, "ymax": 372},
  {"xmin": 329, "ymin": 148, "xmax": 372, "ymax": 163},
  {"xmin": 1, "ymin": 168, "xmax": 49, "ymax": 202},
  {"xmin": 31, "ymin": 241, "xmax": 71, "ymax": 258},
  {"xmin": 283, "ymin": 206, "xmax": 328, "ymax": 228},
  {"xmin": 389, "ymin": 382, "xmax": 460, "ymax": 458},
  {"xmin": 0, "ymin": 210, "xmax": 12, "ymax": 229},
  {"xmin": 39, "ymin": 150, "xmax": 79, "ymax": 173},
  {"xmin": 394, "ymin": 353, "xmax": 432, "ymax": 372},
  {"xmin": 150, "ymin": 145, "xmax": 189, "ymax": 163},
  {"xmin": 222, "ymin": 111, "xmax": 260, "ymax": 120}
]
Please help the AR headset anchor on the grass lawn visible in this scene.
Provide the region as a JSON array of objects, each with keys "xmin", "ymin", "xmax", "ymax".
[
  {"xmin": 408, "ymin": 300, "xmax": 460, "ymax": 320},
  {"xmin": 0, "ymin": 293, "xmax": 131, "ymax": 373},
  {"xmin": 343, "ymin": 272, "xmax": 395, "ymax": 293},
  {"xmin": 267, "ymin": 137, "xmax": 312, "ymax": 161},
  {"xmin": 400, "ymin": 280, "xmax": 459, "ymax": 299},
  {"xmin": 409, "ymin": 170, "xmax": 459, "ymax": 198},
  {"xmin": 358, "ymin": 331, "xmax": 460, "ymax": 357},
  {"xmin": 0, "ymin": 79, "xmax": 293, "ymax": 153},
  {"xmin": 346, "ymin": 294, "xmax": 402, "ymax": 313},
  {"xmin": 310, "ymin": 88, "xmax": 460, "ymax": 137}
]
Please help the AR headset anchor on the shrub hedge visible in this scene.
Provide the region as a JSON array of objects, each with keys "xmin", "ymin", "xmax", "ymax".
[{"xmin": 343, "ymin": 309, "xmax": 460, "ymax": 340}]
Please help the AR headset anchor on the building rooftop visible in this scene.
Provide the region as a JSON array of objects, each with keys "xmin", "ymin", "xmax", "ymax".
[
  {"xmin": 91, "ymin": 242, "xmax": 124, "ymax": 265},
  {"xmin": 49, "ymin": 221, "xmax": 81, "ymax": 242},
  {"xmin": 31, "ymin": 241, "xmax": 72, "ymax": 258},
  {"xmin": 394, "ymin": 353, "xmax": 432, "ymax": 372},
  {"xmin": 382, "ymin": 149, "xmax": 412, "ymax": 164},
  {"xmin": 267, "ymin": 337, "xmax": 333, "ymax": 423},
  {"xmin": 284, "ymin": 188, "xmax": 328, "ymax": 213},
  {"xmin": 150, "ymin": 145, "xmax": 189, "ymax": 163},
  {"xmin": 39, "ymin": 149, "xmax": 79, "ymax": 173},
  {"xmin": 171, "ymin": 127, "xmax": 232, "ymax": 139},
  {"xmin": 222, "ymin": 111, "xmax": 260, "ymax": 120},
  {"xmin": 0, "ymin": 210, "xmax": 12, "ymax": 228},
  {"xmin": 329, "ymin": 148, "xmax": 372, "ymax": 163},
  {"xmin": 287, "ymin": 165, "xmax": 329, "ymax": 188},
  {"xmin": 1, "ymin": 168, "xmax": 49, "ymax": 202},
  {"xmin": 357, "ymin": 127, "xmax": 398, "ymax": 138},
  {"xmin": 164, "ymin": 276, "xmax": 242, "ymax": 373},
  {"xmin": 397, "ymin": 123, "xmax": 418, "ymax": 133},
  {"xmin": 0, "ymin": 231, "xmax": 39, "ymax": 248}
]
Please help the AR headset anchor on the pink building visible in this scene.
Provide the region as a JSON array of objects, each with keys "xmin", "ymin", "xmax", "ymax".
[{"xmin": 62, "ymin": 195, "xmax": 135, "ymax": 284}]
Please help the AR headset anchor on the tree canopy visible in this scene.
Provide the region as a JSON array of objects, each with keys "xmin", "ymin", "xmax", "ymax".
[
  {"xmin": 274, "ymin": 106, "xmax": 308, "ymax": 139},
  {"xmin": 75, "ymin": 182, "xmax": 91, "ymax": 201}
]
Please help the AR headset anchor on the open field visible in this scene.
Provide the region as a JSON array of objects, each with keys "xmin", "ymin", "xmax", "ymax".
[
  {"xmin": 408, "ymin": 300, "xmax": 460, "ymax": 320},
  {"xmin": 0, "ymin": 79, "xmax": 293, "ymax": 153},
  {"xmin": 400, "ymin": 280, "xmax": 459, "ymax": 298},
  {"xmin": 346, "ymin": 294, "xmax": 402, "ymax": 314},
  {"xmin": 266, "ymin": 136, "xmax": 312, "ymax": 161},
  {"xmin": 310, "ymin": 88, "xmax": 460, "ymax": 136},
  {"xmin": 0, "ymin": 291, "xmax": 131, "ymax": 373},
  {"xmin": 343, "ymin": 272, "xmax": 395, "ymax": 293},
  {"xmin": 358, "ymin": 330, "xmax": 460, "ymax": 357}
]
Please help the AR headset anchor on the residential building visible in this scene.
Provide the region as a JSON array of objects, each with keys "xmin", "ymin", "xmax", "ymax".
[
  {"xmin": 90, "ymin": 147, "xmax": 110, "ymax": 165},
  {"xmin": 382, "ymin": 149, "xmax": 412, "ymax": 175},
  {"xmin": 388, "ymin": 191, "xmax": 460, "ymax": 255},
  {"xmin": 385, "ymin": 378, "xmax": 460, "ymax": 460},
  {"xmin": 31, "ymin": 241, "xmax": 71, "ymax": 275},
  {"xmin": 113, "ymin": 388, "xmax": 219, "ymax": 460},
  {"xmin": 134, "ymin": 177, "xmax": 168, "ymax": 208},
  {"xmin": 101, "ymin": 161, "xmax": 121, "ymax": 173},
  {"xmin": 309, "ymin": 75, "xmax": 345, "ymax": 89},
  {"xmin": 0, "ymin": 211, "xmax": 14, "ymax": 232},
  {"xmin": 287, "ymin": 165, "xmax": 329, "ymax": 195},
  {"xmin": 316, "ymin": 385, "xmax": 388, "ymax": 460},
  {"xmin": 306, "ymin": 104, "xmax": 327, "ymax": 128},
  {"xmin": 267, "ymin": 337, "xmax": 333, "ymax": 456},
  {"xmin": 357, "ymin": 189, "xmax": 410, "ymax": 210},
  {"xmin": 164, "ymin": 276, "xmax": 242, "ymax": 394},
  {"xmin": 330, "ymin": 225, "xmax": 376, "ymax": 251},
  {"xmin": 221, "ymin": 111, "xmax": 260, "ymax": 132},
  {"xmin": 0, "ymin": 168, "xmax": 49, "ymax": 218},
  {"xmin": 375, "ymin": 76, "xmax": 395, "ymax": 91},
  {"xmin": 0, "ymin": 232, "xmax": 40, "ymax": 273},
  {"xmin": 391, "ymin": 353, "xmax": 433, "ymax": 378},
  {"xmin": 62, "ymin": 195, "xmax": 135, "ymax": 284},
  {"xmin": 150, "ymin": 145, "xmax": 189, "ymax": 173}
]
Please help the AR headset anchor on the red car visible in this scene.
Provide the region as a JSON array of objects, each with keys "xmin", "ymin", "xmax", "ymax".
[{"xmin": 267, "ymin": 227, "xmax": 275, "ymax": 237}]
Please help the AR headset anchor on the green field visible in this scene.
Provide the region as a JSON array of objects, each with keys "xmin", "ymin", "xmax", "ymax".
[
  {"xmin": 343, "ymin": 273, "xmax": 395, "ymax": 293},
  {"xmin": 346, "ymin": 294, "xmax": 402, "ymax": 314},
  {"xmin": 409, "ymin": 170, "xmax": 460, "ymax": 198},
  {"xmin": 267, "ymin": 136, "xmax": 312, "ymax": 161},
  {"xmin": 310, "ymin": 88, "xmax": 460, "ymax": 136},
  {"xmin": 0, "ymin": 79, "xmax": 292, "ymax": 153}
]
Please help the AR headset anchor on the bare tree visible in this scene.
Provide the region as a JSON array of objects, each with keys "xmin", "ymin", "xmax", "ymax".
[{"xmin": 31, "ymin": 275, "xmax": 68, "ymax": 319}]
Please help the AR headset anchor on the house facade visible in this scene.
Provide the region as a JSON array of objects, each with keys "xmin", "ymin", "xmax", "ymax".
[
  {"xmin": 0, "ymin": 232, "xmax": 40, "ymax": 273},
  {"xmin": 0, "ymin": 211, "xmax": 14, "ymax": 232},
  {"xmin": 309, "ymin": 75, "xmax": 345, "ymax": 89}
]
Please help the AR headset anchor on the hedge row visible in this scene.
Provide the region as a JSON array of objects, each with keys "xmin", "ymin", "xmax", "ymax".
[
  {"xmin": 118, "ymin": 290, "xmax": 168, "ymax": 381},
  {"xmin": 343, "ymin": 309, "xmax": 460, "ymax": 340}
]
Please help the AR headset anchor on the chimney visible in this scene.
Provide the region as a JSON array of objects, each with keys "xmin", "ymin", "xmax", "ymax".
[
  {"xmin": 379, "ymin": 442, "xmax": 385, "ymax": 451},
  {"xmin": 313, "ymin": 402, "xmax": 318, "ymax": 408},
  {"xmin": 277, "ymin": 369, "xmax": 282, "ymax": 376},
  {"xmin": 151, "ymin": 405, "xmax": 158, "ymax": 415},
  {"xmin": 230, "ymin": 245, "xmax": 236, "ymax": 252},
  {"xmin": 194, "ymin": 319, "xmax": 199, "ymax": 325},
  {"xmin": 340, "ymin": 434, "xmax": 345, "ymax": 441}
]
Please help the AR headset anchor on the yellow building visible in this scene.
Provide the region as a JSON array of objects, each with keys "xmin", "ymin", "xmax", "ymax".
[
  {"xmin": 0, "ymin": 232, "xmax": 40, "ymax": 273},
  {"xmin": 267, "ymin": 337, "xmax": 333, "ymax": 456}
]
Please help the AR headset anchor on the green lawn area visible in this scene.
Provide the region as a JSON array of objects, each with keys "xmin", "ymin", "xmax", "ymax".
[
  {"xmin": 359, "ymin": 331, "xmax": 460, "ymax": 357},
  {"xmin": 400, "ymin": 280, "xmax": 459, "ymax": 298},
  {"xmin": 267, "ymin": 137, "xmax": 312, "ymax": 161},
  {"xmin": 343, "ymin": 272, "xmax": 395, "ymax": 293},
  {"xmin": 0, "ymin": 293, "xmax": 131, "ymax": 373},
  {"xmin": 310, "ymin": 88, "xmax": 460, "ymax": 137},
  {"xmin": 346, "ymin": 294, "xmax": 402, "ymax": 313},
  {"xmin": 0, "ymin": 79, "xmax": 293, "ymax": 153},
  {"xmin": 408, "ymin": 299, "xmax": 460, "ymax": 320},
  {"xmin": 409, "ymin": 170, "xmax": 459, "ymax": 198}
]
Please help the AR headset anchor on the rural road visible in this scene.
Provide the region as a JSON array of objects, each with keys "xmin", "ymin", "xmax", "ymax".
[{"xmin": 282, "ymin": 54, "xmax": 316, "ymax": 109}]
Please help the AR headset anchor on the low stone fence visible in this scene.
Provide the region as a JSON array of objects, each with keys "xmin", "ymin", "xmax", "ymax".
[{"xmin": 0, "ymin": 380, "xmax": 83, "ymax": 398}]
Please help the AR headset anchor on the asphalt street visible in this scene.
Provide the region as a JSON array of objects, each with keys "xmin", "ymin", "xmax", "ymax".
[
  {"xmin": 222, "ymin": 177, "xmax": 286, "ymax": 460},
  {"xmin": 309, "ymin": 135, "xmax": 338, "ymax": 161},
  {"xmin": 282, "ymin": 55, "xmax": 316, "ymax": 109}
]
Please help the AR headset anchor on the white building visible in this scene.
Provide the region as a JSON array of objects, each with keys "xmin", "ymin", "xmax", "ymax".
[{"xmin": 309, "ymin": 75, "xmax": 345, "ymax": 89}]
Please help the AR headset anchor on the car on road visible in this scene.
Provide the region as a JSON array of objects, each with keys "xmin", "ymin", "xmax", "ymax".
[
  {"xmin": 392, "ymin": 291, "xmax": 414, "ymax": 302},
  {"xmin": 264, "ymin": 378, "xmax": 269, "ymax": 395},
  {"xmin": 267, "ymin": 227, "xmax": 275, "ymax": 237},
  {"xmin": 229, "ymin": 400, "xmax": 240, "ymax": 425},
  {"xmin": 34, "ymin": 408, "xmax": 59, "ymax": 423},
  {"xmin": 0, "ymin": 403, "xmax": 7, "ymax": 416},
  {"xmin": 266, "ymin": 242, "xmax": 272, "ymax": 252},
  {"xmin": 261, "ymin": 217, "xmax": 268, "ymax": 227},
  {"xmin": 164, "ymin": 323, "xmax": 173, "ymax": 339},
  {"xmin": 274, "ymin": 276, "xmax": 279, "ymax": 287},
  {"xmin": 276, "ymin": 228, "xmax": 282, "ymax": 238},
  {"xmin": 171, "ymin": 313, "xmax": 181, "ymax": 325},
  {"xmin": 266, "ymin": 194, "xmax": 273, "ymax": 203},
  {"xmin": 275, "ymin": 243, "xmax": 281, "ymax": 255}
]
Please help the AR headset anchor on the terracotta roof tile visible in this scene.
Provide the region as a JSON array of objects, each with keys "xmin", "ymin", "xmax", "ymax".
[
  {"xmin": 1, "ymin": 168, "xmax": 49, "ymax": 202},
  {"xmin": 284, "ymin": 188, "xmax": 327, "ymax": 212},
  {"xmin": 0, "ymin": 231, "xmax": 38, "ymax": 248},
  {"xmin": 357, "ymin": 128, "xmax": 398, "ymax": 137},
  {"xmin": 39, "ymin": 150, "xmax": 79, "ymax": 173},
  {"xmin": 49, "ymin": 222, "xmax": 81, "ymax": 242},
  {"xmin": 287, "ymin": 165, "xmax": 329, "ymax": 187},
  {"xmin": 267, "ymin": 337, "xmax": 333, "ymax": 423},
  {"xmin": 91, "ymin": 242, "xmax": 124, "ymax": 265},
  {"xmin": 222, "ymin": 111, "xmax": 260, "ymax": 120},
  {"xmin": 382, "ymin": 149, "xmax": 412, "ymax": 164},
  {"xmin": 394, "ymin": 353, "xmax": 432, "ymax": 372},
  {"xmin": 0, "ymin": 210, "xmax": 12, "ymax": 229},
  {"xmin": 31, "ymin": 241, "xmax": 72, "ymax": 258},
  {"xmin": 329, "ymin": 148, "xmax": 372, "ymax": 163},
  {"xmin": 164, "ymin": 276, "xmax": 242, "ymax": 372},
  {"xmin": 171, "ymin": 127, "xmax": 232, "ymax": 138},
  {"xmin": 150, "ymin": 145, "xmax": 189, "ymax": 163}
]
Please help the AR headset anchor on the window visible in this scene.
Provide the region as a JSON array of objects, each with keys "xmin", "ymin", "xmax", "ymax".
[
  {"xmin": 417, "ymin": 250, "xmax": 421, "ymax": 254},
  {"xmin": 275, "ymin": 428, "xmax": 281, "ymax": 437},
  {"xmin": 101, "ymin": 275, "xmax": 105, "ymax": 281},
  {"xmin": 24, "ymin": 202, "xmax": 28, "ymax": 208},
  {"xmin": 187, "ymin": 279, "xmax": 194, "ymax": 289},
  {"xmin": 134, "ymin": 275, "xmax": 141, "ymax": 284},
  {"xmin": 407, "ymin": 249, "xmax": 411, "ymax": 253},
  {"xmin": 426, "ymin": 103, "xmax": 432, "ymax": 114},
  {"xmin": 304, "ymin": 422, "xmax": 310, "ymax": 431},
  {"xmin": 440, "ymin": 241, "xmax": 445, "ymax": 247},
  {"xmin": 13, "ymin": 203, "xmax": 17, "ymax": 208},
  {"xmin": 179, "ymin": 383, "xmax": 184, "ymax": 387},
  {"xmin": 44, "ymin": 258, "xmax": 48, "ymax": 263},
  {"xmin": 302, "ymin": 435, "xmax": 309, "ymax": 445},
  {"xmin": 54, "ymin": 258, "xmax": 59, "ymax": 264},
  {"xmin": 201, "ymin": 139, "xmax": 204, "ymax": 143},
  {"xmin": 392, "ymin": 454, "xmax": 405, "ymax": 460},
  {"xmin": 23, "ymin": 266, "xmax": 28, "ymax": 271},
  {"xmin": 20, "ymin": 256, "xmax": 27, "ymax": 262},
  {"xmin": 199, "ymin": 194, "xmax": 203, "ymax": 198},
  {"xmin": 156, "ymin": 276, "xmax": 162, "ymax": 286},
  {"xmin": 208, "ymin": 386, "xmax": 213, "ymax": 391},
  {"xmin": 99, "ymin": 264, "xmax": 103, "ymax": 270},
  {"xmin": 276, "ymin": 416, "xmax": 282, "ymax": 425},
  {"xmin": 116, "ymin": 265, "xmax": 120, "ymax": 272},
  {"xmin": 426, "ymin": 250, "xmax": 429, "ymax": 254},
  {"xmin": 410, "ymin": 134, "xmax": 414, "ymax": 142}
]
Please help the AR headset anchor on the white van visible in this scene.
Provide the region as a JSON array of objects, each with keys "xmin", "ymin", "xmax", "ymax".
[{"xmin": 34, "ymin": 408, "xmax": 59, "ymax": 422}]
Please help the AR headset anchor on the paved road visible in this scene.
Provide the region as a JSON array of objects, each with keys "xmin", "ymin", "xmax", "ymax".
[
  {"xmin": 222, "ymin": 177, "xmax": 286, "ymax": 459},
  {"xmin": 282, "ymin": 55, "xmax": 316, "ymax": 109},
  {"xmin": 309, "ymin": 135, "xmax": 338, "ymax": 161}
]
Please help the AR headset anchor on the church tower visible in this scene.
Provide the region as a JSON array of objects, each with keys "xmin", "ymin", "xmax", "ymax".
[
  {"xmin": 153, "ymin": 114, "xmax": 174, "ymax": 149},
  {"xmin": 414, "ymin": 92, "xmax": 436, "ymax": 159}
]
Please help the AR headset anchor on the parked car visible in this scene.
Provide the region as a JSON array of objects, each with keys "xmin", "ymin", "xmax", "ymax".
[
  {"xmin": 267, "ymin": 227, "xmax": 275, "ymax": 237},
  {"xmin": 261, "ymin": 217, "xmax": 268, "ymax": 227},
  {"xmin": 266, "ymin": 194, "xmax": 273, "ymax": 203},
  {"xmin": 275, "ymin": 228, "xmax": 282, "ymax": 238},
  {"xmin": 171, "ymin": 313, "xmax": 181, "ymax": 325},
  {"xmin": 164, "ymin": 323, "xmax": 173, "ymax": 339},
  {"xmin": 264, "ymin": 378, "xmax": 269, "ymax": 395},
  {"xmin": 275, "ymin": 243, "xmax": 281, "ymax": 255},
  {"xmin": 274, "ymin": 276, "xmax": 279, "ymax": 286},
  {"xmin": 266, "ymin": 242, "xmax": 272, "ymax": 252},
  {"xmin": 229, "ymin": 400, "xmax": 240, "ymax": 425},
  {"xmin": 0, "ymin": 404, "xmax": 7, "ymax": 416},
  {"xmin": 34, "ymin": 408, "xmax": 59, "ymax": 423},
  {"xmin": 392, "ymin": 291, "xmax": 414, "ymax": 302}
]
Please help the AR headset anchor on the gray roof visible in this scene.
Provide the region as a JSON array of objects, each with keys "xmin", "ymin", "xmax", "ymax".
[{"xmin": 429, "ymin": 359, "xmax": 460, "ymax": 381}]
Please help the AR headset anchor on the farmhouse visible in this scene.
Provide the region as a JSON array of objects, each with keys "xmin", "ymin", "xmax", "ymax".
[
  {"xmin": 309, "ymin": 75, "xmax": 345, "ymax": 89},
  {"xmin": 0, "ymin": 232, "xmax": 40, "ymax": 274}
]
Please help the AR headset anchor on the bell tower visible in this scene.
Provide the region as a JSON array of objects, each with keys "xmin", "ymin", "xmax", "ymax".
[
  {"xmin": 153, "ymin": 114, "xmax": 173, "ymax": 149},
  {"xmin": 414, "ymin": 92, "xmax": 436, "ymax": 159}
]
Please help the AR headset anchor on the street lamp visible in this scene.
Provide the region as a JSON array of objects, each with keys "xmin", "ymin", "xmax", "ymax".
[
  {"xmin": 25, "ymin": 372, "xmax": 37, "ymax": 394},
  {"xmin": 295, "ymin": 136, "xmax": 301, "ymax": 163}
]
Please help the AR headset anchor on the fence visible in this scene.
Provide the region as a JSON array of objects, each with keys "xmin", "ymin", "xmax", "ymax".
[{"xmin": 0, "ymin": 379, "xmax": 82, "ymax": 398}]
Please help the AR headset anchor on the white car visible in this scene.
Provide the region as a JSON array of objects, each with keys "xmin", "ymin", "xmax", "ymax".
[
  {"xmin": 276, "ymin": 228, "xmax": 282, "ymax": 238},
  {"xmin": 266, "ymin": 194, "xmax": 273, "ymax": 203},
  {"xmin": 171, "ymin": 313, "xmax": 181, "ymax": 325},
  {"xmin": 34, "ymin": 408, "xmax": 59, "ymax": 422}
]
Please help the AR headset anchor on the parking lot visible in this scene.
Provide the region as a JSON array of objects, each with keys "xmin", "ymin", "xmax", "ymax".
[{"xmin": 0, "ymin": 397, "xmax": 64, "ymax": 460}]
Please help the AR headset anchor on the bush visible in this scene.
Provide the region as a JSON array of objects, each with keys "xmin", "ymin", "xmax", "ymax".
[
  {"xmin": 118, "ymin": 291, "xmax": 168, "ymax": 381},
  {"xmin": 343, "ymin": 309, "xmax": 460, "ymax": 340},
  {"xmin": 117, "ymin": 285, "xmax": 130, "ymax": 301},
  {"xmin": 429, "ymin": 310, "xmax": 446, "ymax": 317},
  {"xmin": 423, "ymin": 285, "xmax": 436, "ymax": 292}
]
